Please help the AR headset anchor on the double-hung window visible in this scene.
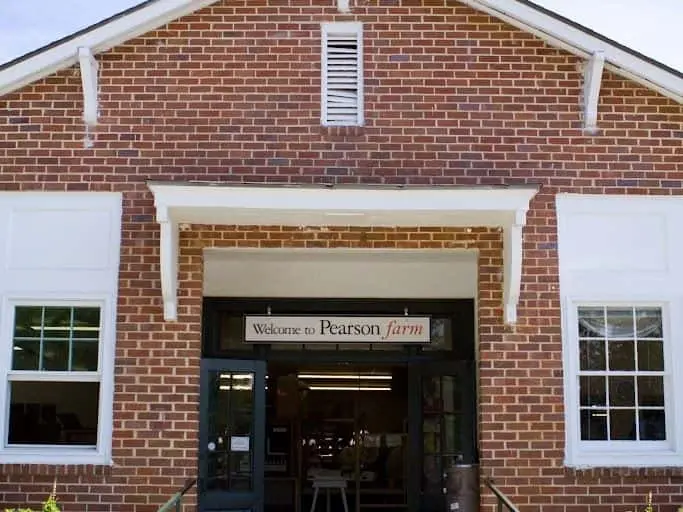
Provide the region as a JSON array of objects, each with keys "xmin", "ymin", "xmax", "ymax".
[
  {"xmin": 565, "ymin": 304, "xmax": 681, "ymax": 467},
  {"xmin": 1, "ymin": 302, "xmax": 114, "ymax": 464}
]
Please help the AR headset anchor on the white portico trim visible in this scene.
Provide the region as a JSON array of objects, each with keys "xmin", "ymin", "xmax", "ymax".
[{"xmin": 147, "ymin": 183, "xmax": 538, "ymax": 324}]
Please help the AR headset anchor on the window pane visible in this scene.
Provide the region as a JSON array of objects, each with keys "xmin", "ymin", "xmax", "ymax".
[
  {"xmin": 426, "ymin": 318, "xmax": 452, "ymax": 350},
  {"xmin": 637, "ymin": 340, "xmax": 664, "ymax": 371},
  {"xmin": 610, "ymin": 409, "xmax": 636, "ymax": 440},
  {"xmin": 12, "ymin": 306, "xmax": 100, "ymax": 372},
  {"xmin": 609, "ymin": 376, "xmax": 635, "ymax": 407},
  {"xmin": 8, "ymin": 381, "xmax": 99, "ymax": 446},
  {"xmin": 72, "ymin": 307, "xmax": 101, "ymax": 338},
  {"xmin": 580, "ymin": 409, "xmax": 607, "ymax": 440},
  {"xmin": 578, "ymin": 307, "xmax": 604, "ymax": 338},
  {"xmin": 608, "ymin": 340, "xmax": 635, "ymax": 370},
  {"xmin": 42, "ymin": 339, "xmax": 69, "ymax": 371},
  {"xmin": 441, "ymin": 376, "xmax": 460, "ymax": 413},
  {"xmin": 423, "ymin": 417, "xmax": 441, "ymax": 454},
  {"xmin": 72, "ymin": 340, "xmax": 99, "ymax": 371},
  {"xmin": 637, "ymin": 376, "xmax": 664, "ymax": 407},
  {"xmin": 42, "ymin": 307, "xmax": 73, "ymax": 338},
  {"xmin": 639, "ymin": 410, "xmax": 666, "ymax": 441},
  {"xmin": 580, "ymin": 376, "xmax": 606, "ymax": 406},
  {"xmin": 606, "ymin": 308, "xmax": 635, "ymax": 338},
  {"xmin": 12, "ymin": 340, "xmax": 39, "ymax": 370},
  {"xmin": 443, "ymin": 414, "xmax": 461, "ymax": 454},
  {"xmin": 13, "ymin": 307, "xmax": 43, "ymax": 338},
  {"xmin": 580, "ymin": 339, "xmax": 605, "ymax": 370},
  {"xmin": 635, "ymin": 308, "xmax": 662, "ymax": 338}
]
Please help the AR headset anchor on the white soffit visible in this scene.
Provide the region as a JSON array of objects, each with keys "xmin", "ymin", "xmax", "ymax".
[
  {"xmin": 148, "ymin": 183, "xmax": 539, "ymax": 325},
  {"xmin": 204, "ymin": 248, "xmax": 478, "ymax": 299}
]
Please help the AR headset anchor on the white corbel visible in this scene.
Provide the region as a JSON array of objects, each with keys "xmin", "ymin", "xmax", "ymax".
[
  {"xmin": 157, "ymin": 206, "xmax": 179, "ymax": 321},
  {"xmin": 337, "ymin": 0, "xmax": 350, "ymax": 13},
  {"xmin": 78, "ymin": 47, "xmax": 99, "ymax": 126},
  {"xmin": 583, "ymin": 50, "xmax": 605, "ymax": 134},
  {"xmin": 503, "ymin": 209, "xmax": 527, "ymax": 326}
]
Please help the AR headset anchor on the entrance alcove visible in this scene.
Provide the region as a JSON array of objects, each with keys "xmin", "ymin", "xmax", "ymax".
[
  {"xmin": 147, "ymin": 183, "xmax": 537, "ymax": 512},
  {"xmin": 199, "ymin": 247, "xmax": 481, "ymax": 512}
]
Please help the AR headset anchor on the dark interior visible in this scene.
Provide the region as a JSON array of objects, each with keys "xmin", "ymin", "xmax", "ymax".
[{"xmin": 200, "ymin": 298, "xmax": 477, "ymax": 512}]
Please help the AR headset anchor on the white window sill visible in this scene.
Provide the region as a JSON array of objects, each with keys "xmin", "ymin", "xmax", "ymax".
[
  {"xmin": 566, "ymin": 451, "xmax": 683, "ymax": 468},
  {"xmin": 0, "ymin": 448, "xmax": 112, "ymax": 466}
]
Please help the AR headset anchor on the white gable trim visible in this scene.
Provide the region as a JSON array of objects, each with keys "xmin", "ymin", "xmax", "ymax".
[
  {"xmin": 0, "ymin": 0, "xmax": 220, "ymax": 97},
  {"xmin": 460, "ymin": 0, "xmax": 682, "ymax": 103},
  {"xmin": 0, "ymin": 0, "xmax": 679, "ymax": 103},
  {"xmin": 147, "ymin": 183, "xmax": 538, "ymax": 324}
]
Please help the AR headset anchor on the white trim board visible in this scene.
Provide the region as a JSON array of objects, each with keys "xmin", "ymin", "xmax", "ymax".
[
  {"xmin": 148, "ymin": 183, "xmax": 538, "ymax": 324},
  {"xmin": 0, "ymin": 0, "xmax": 680, "ymax": 103}
]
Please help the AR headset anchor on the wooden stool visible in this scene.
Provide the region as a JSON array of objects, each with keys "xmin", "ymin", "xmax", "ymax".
[{"xmin": 309, "ymin": 477, "xmax": 349, "ymax": 512}]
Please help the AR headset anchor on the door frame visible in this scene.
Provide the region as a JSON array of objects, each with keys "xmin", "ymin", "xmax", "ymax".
[
  {"xmin": 199, "ymin": 358, "xmax": 267, "ymax": 512},
  {"xmin": 415, "ymin": 360, "xmax": 478, "ymax": 511}
]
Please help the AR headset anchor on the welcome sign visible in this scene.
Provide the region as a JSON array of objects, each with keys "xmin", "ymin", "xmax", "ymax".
[{"xmin": 244, "ymin": 315, "xmax": 431, "ymax": 343}]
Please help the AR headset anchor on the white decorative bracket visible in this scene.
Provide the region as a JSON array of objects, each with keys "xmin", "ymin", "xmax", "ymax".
[
  {"xmin": 583, "ymin": 50, "xmax": 605, "ymax": 134},
  {"xmin": 78, "ymin": 47, "xmax": 99, "ymax": 127},
  {"xmin": 503, "ymin": 209, "xmax": 527, "ymax": 326},
  {"xmin": 337, "ymin": 0, "xmax": 350, "ymax": 13},
  {"xmin": 157, "ymin": 206, "xmax": 179, "ymax": 321}
]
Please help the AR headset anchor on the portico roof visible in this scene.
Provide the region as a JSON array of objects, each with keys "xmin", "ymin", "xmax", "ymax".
[{"xmin": 147, "ymin": 182, "xmax": 538, "ymax": 326}]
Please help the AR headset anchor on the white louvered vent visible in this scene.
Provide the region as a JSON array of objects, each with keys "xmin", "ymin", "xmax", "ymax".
[{"xmin": 321, "ymin": 22, "xmax": 364, "ymax": 126}]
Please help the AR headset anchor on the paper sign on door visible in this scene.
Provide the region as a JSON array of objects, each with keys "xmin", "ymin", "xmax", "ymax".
[{"xmin": 230, "ymin": 436, "xmax": 250, "ymax": 452}]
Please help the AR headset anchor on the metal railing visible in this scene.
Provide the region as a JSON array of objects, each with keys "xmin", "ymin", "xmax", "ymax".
[
  {"xmin": 157, "ymin": 478, "xmax": 197, "ymax": 512},
  {"xmin": 485, "ymin": 479, "xmax": 521, "ymax": 512}
]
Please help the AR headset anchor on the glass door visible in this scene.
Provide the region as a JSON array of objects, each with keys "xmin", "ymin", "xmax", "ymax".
[
  {"xmin": 418, "ymin": 361, "xmax": 476, "ymax": 512},
  {"xmin": 199, "ymin": 359, "xmax": 266, "ymax": 512}
]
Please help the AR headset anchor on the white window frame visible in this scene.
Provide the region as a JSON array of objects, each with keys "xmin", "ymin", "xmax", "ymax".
[
  {"xmin": 562, "ymin": 298, "xmax": 683, "ymax": 467},
  {"xmin": 0, "ymin": 296, "xmax": 116, "ymax": 465},
  {"xmin": 321, "ymin": 21, "xmax": 364, "ymax": 127}
]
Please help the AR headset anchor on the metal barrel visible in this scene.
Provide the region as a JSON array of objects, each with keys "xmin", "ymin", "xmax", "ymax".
[{"xmin": 445, "ymin": 463, "xmax": 480, "ymax": 512}]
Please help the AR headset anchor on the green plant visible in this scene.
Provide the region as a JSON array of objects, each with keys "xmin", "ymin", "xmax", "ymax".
[{"xmin": 4, "ymin": 480, "xmax": 60, "ymax": 512}]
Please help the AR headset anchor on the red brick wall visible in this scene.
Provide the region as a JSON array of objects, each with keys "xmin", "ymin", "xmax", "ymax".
[{"xmin": 0, "ymin": 0, "xmax": 682, "ymax": 510}]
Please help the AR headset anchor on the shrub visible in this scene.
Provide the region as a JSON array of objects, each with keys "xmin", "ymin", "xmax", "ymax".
[{"xmin": 4, "ymin": 480, "xmax": 60, "ymax": 512}]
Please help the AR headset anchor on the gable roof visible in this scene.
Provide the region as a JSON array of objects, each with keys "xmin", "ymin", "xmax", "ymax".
[{"xmin": 0, "ymin": 0, "xmax": 681, "ymax": 103}]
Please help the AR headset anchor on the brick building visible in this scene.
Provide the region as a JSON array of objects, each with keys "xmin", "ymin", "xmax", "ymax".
[{"xmin": 0, "ymin": 0, "xmax": 682, "ymax": 511}]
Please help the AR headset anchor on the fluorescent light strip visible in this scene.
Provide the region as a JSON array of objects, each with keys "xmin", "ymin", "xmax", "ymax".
[
  {"xmin": 308, "ymin": 386, "xmax": 391, "ymax": 391},
  {"xmin": 220, "ymin": 374, "xmax": 253, "ymax": 380},
  {"xmin": 297, "ymin": 374, "xmax": 391, "ymax": 380},
  {"xmin": 219, "ymin": 385, "xmax": 253, "ymax": 391},
  {"xmin": 31, "ymin": 326, "xmax": 99, "ymax": 332}
]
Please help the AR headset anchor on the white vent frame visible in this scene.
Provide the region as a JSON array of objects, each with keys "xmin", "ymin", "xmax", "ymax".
[{"xmin": 321, "ymin": 22, "xmax": 364, "ymax": 127}]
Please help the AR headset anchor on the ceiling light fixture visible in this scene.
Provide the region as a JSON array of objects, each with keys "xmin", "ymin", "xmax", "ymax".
[
  {"xmin": 297, "ymin": 373, "xmax": 391, "ymax": 380},
  {"xmin": 30, "ymin": 325, "xmax": 100, "ymax": 332},
  {"xmin": 308, "ymin": 385, "xmax": 391, "ymax": 392}
]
